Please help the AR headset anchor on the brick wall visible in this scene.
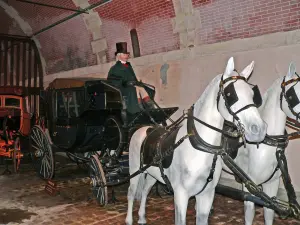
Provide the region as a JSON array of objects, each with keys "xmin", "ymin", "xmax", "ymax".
[
  {"xmin": 92, "ymin": 0, "xmax": 179, "ymax": 61},
  {"xmin": 192, "ymin": 0, "xmax": 300, "ymax": 45},
  {"xmin": 3, "ymin": 0, "xmax": 300, "ymax": 75},
  {"xmin": 8, "ymin": 0, "xmax": 97, "ymax": 74},
  {"xmin": 3, "ymin": 0, "xmax": 179, "ymax": 74}
]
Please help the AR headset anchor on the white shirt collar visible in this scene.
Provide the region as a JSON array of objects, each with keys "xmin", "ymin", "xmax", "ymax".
[{"xmin": 119, "ymin": 60, "xmax": 127, "ymax": 64}]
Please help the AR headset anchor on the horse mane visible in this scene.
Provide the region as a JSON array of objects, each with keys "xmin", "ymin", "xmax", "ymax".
[
  {"xmin": 194, "ymin": 74, "xmax": 222, "ymax": 110},
  {"xmin": 261, "ymin": 76, "xmax": 283, "ymax": 108}
]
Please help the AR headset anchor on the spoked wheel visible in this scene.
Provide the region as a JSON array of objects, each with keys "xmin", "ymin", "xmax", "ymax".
[
  {"xmin": 89, "ymin": 154, "xmax": 108, "ymax": 206},
  {"xmin": 12, "ymin": 137, "xmax": 22, "ymax": 173},
  {"xmin": 102, "ymin": 116, "xmax": 123, "ymax": 156},
  {"xmin": 29, "ymin": 125, "xmax": 55, "ymax": 180},
  {"xmin": 67, "ymin": 151, "xmax": 100, "ymax": 170}
]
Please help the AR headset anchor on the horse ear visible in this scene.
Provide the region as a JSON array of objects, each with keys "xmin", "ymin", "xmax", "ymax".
[
  {"xmin": 285, "ymin": 62, "xmax": 297, "ymax": 81},
  {"xmin": 240, "ymin": 61, "xmax": 255, "ymax": 81},
  {"xmin": 223, "ymin": 57, "xmax": 235, "ymax": 79}
]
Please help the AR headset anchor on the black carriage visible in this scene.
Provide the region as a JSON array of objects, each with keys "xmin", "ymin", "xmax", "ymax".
[{"xmin": 29, "ymin": 77, "xmax": 178, "ymax": 202}]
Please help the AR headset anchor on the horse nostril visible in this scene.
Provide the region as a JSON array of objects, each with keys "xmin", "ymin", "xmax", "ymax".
[{"xmin": 250, "ymin": 124, "xmax": 260, "ymax": 135}]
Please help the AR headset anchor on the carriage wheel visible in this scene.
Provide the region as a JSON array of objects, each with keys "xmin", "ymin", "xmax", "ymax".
[
  {"xmin": 29, "ymin": 125, "xmax": 55, "ymax": 180},
  {"xmin": 12, "ymin": 137, "xmax": 21, "ymax": 173},
  {"xmin": 67, "ymin": 151, "xmax": 100, "ymax": 170},
  {"xmin": 102, "ymin": 116, "xmax": 123, "ymax": 156},
  {"xmin": 89, "ymin": 155, "xmax": 108, "ymax": 206}
]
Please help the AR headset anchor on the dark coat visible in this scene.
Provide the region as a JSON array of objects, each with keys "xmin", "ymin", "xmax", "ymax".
[{"xmin": 107, "ymin": 61, "xmax": 145, "ymax": 114}]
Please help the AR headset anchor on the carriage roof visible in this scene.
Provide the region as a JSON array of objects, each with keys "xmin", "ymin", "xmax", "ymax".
[{"xmin": 47, "ymin": 77, "xmax": 107, "ymax": 90}]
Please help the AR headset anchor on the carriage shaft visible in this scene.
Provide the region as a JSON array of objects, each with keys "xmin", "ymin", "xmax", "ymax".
[
  {"xmin": 221, "ymin": 153, "xmax": 292, "ymax": 218},
  {"xmin": 216, "ymin": 184, "xmax": 273, "ymax": 207}
]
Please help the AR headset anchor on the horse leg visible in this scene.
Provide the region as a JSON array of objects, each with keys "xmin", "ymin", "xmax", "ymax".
[
  {"xmin": 194, "ymin": 203, "xmax": 214, "ymax": 217},
  {"xmin": 195, "ymin": 188, "xmax": 215, "ymax": 225},
  {"xmin": 262, "ymin": 177, "xmax": 280, "ymax": 225},
  {"xmin": 243, "ymin": 183, "xmax": 255, "ymax": 225},
  {"xmin": 125, "ymin": 173, "xmax": 146, "ymax": 225},
  {"xmin": 138, "ymin": 175, "xmax": 157, "ymax": 225},
  {"xmin": 174, "ymin": 188, "xmax": 189, "ymax": 225}
]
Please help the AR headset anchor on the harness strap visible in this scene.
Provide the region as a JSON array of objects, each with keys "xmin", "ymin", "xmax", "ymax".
[
  {"xmin": 258, "ymin": 165, "xmax": 280, "ymax": 186},
  {"xmin": 140, "ymin": 126, "xmax": 159, "ymax": 169},
  {"xmin": 156, "ymin": 131, "xmax": 173, "ymax": 191},
  {"xmin": 276, "ymin": 148, "xmax": 299, "ymax": 206},
  {"xmin": 194, "ymin": 154, "xmax": 218, "ymax": 196},
  {"xmin": 234, "ymin": 104, "xmax": 257, "ymax": 115},
  {"xmin": 187, "ymin": 107, "xmax": 235, "ymax": 154}
]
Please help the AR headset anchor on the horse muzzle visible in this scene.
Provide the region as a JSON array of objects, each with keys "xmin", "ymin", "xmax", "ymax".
[{"xmin": 245, "ymin": 121, "xmax": 267, "ymax": 142}]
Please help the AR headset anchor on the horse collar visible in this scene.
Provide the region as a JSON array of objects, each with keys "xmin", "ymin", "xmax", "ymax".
[{"xmin": 187, "ymin": 107, "xmax": 224, "ymax": 154}]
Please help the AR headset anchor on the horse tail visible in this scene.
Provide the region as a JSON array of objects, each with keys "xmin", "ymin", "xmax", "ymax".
[
  {"xmin": 134, "ymin": 173, "xmax": 146, "ymax": 200},
  {"xmin": 128, "ymin": 126, "xmax": 150, "ymax": 201}
]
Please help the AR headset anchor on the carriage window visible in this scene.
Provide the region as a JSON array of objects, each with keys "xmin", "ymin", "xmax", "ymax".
[
  {"xmin": 57, "ymin": 92, "xmax": 68, "ymax": 118},
  {"xmin": 5, "ymin": 98, "xmax": 20, "ymax": 107},
  {"xmin": 56, "ymin": 90, "xmax": 84, "ymax": 118},
  {"xmin": 68, "ymin": 91, "xmax": 84, "ymax": 117}
]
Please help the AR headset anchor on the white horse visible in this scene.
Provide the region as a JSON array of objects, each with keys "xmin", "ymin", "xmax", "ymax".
[
  {"xmin": 233, "ymin": 62, "xmax": 300, "ymax": 225},
  {"xmin": 125, "ymin": 57, "xmax": 268, "ymax": 225}
]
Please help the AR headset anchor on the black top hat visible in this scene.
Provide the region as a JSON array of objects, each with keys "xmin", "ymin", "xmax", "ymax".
[{"xmin": 115, "ymin": 42, "xmax": 129, "ymax": 56}]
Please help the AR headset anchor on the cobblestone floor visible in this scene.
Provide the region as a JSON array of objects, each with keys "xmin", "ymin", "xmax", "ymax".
[{"xmin": 0, "ymin": 161, "xmax": 300, "ymax": 225}]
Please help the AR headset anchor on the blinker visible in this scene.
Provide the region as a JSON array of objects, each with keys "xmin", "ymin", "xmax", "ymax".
[
  {"xmin": 286, "ymin": 87, "xmax": 300, "ymax": 109},
  {"xmin": 224, "ymin": 82, "xmax": 238, "ymax": 107},
  {"xmin": 252, "ymin": 85, "xmax": 262, "ymax": 107},
  {"xmin": 223, "ymin": 82, "xmax": 262, "ymax": 108}
]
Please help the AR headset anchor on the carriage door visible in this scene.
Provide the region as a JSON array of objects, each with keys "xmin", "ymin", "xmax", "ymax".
[{"xmin": 53, "ymin": 90, "xmax": 83, "ymax": 148}]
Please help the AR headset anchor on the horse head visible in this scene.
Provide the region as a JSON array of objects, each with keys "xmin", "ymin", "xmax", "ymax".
[
  {"xmin": 217, "ymin": 57, "xmax": 267, "ymax": 142},
  {"xmin": 280, "ymin": 62, "xmax": 300, "ymax": 121}
]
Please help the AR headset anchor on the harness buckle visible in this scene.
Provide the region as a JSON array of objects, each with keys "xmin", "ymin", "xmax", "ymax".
[{"xmin": 207, "ymin": 177, "xmax": 213, "ymax": 182}]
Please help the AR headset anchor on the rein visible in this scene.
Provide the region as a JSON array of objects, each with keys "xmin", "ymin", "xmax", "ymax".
[
  {"xmin": 160, "ymin": 73, "xmax": 300, "ymax": 217},
  {"xmin": 238, "ymin": 74, "xmax": 300, "ymax": 147},
  {"xmin": 166, "ymin": 108, "xmax": 241, "ymax": 138},
  {"xmin": 164, "ymin": 74, "xmax": 257, "ymax": 153},
  {"xmin": 224, "ymin": 74, "xmax": 300, "ymax": 189}
]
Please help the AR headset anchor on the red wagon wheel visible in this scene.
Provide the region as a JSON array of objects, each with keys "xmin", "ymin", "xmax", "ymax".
[
  {"xmin": 2, "ymin": 116, "xmax": 10, "ymax": 144},
  {"xmin": 12, "ymin": 137, "xmax": 22, "ymax": 173}
]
